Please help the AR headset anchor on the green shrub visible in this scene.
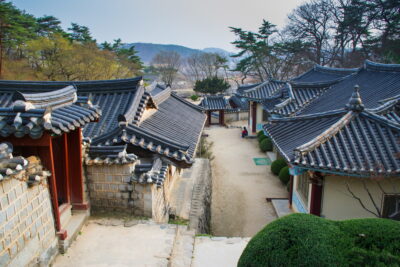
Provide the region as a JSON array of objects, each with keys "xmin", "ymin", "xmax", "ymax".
[
  {"xmin": 338, "ymin": 218, "xmax": 400, "ymax": 266},
  {"xmin": 271, "ymin": 158, "xmax": 287, "ymax": 175},
  {"xmin": 238, "ymin": 214, "xmax": 352, "ymax": 267},
  {"xmin": 190, "ymin": 95, "xmax": 199, "ymax": 101},
  {"xmin": 257, "ymin": 131, "xmax": 265, "ymax": 138},
  {"xmin": 259, "ymin": 138, "xmax": 272, "ymax": 152},
  {"xmin": 258, "ymin": 134, "xmax": 268, "ymax": 143},
  {"xmin": 238, "ymin": 214, "xmax": 400, "ymax": 267},
  {"xmin": 278, "ymin": 166, "xmax": 290, "ymax": 185}
]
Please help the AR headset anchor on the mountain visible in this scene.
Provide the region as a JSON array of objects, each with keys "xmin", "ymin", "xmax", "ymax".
[{"xmin": 124, "ymin": 42, "xmax": 232, "ymax": 64}]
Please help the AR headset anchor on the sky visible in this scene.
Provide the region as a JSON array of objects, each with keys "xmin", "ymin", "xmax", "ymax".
[{"xmin": 11, "ymin": 0, "xmax": 304, "ymax": 52}]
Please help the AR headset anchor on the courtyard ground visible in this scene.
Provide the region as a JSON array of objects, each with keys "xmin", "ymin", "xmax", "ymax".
[{"xmin": 206, "ymin": 123, "xmax": 288, "ymax": 237}]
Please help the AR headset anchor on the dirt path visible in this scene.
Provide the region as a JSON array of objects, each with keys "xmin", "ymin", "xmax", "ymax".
[{"xmin": 207, "ymin": 125, "xmax": 287, "ymax": 237}]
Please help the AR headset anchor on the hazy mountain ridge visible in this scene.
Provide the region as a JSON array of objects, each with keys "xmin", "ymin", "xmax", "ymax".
[{"xmin": 124, "ymin": 42, "xmax": 232, "ymax": 64}]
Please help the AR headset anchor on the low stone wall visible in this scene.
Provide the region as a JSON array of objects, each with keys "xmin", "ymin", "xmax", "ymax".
[
  {"xmin": 86, "ymin": 163, "xmax": 177, "ymax": 223},
  {"xmin": 0, "ymin": 159, "xmax": 58, "ymax": 266},
  {"xmin": 225, "ymin": 111, "xmax": 249, "ymax": 123},
  {"xmin": 189, "ymin": 159, "xmax": 212, "ymax": 234}
]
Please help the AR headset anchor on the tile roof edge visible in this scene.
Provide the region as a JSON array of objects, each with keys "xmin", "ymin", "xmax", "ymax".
[
  {"xmin": 262, "ymin": 124, "xmax": 294, "ymax": 163},
  {"xmin": 268, "ymin": 109, "xmax": 346, "ymax": 123},
  {"xmin": 170, "ymin": 92, "xmax": 205, "ymax": 112},
  {"xmin": 294, "ymin": 111, "xmax": 355, "ymax": 155},
  {"xmin": 364, "ymin": 60, "xmax": 400, "ymax": 72}
]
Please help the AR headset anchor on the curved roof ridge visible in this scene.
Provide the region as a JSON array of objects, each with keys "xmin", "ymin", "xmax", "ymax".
[
  {"xmin": 364, "ymin": 60, "xmax": 400, "ymax": 72},
  {"xmin": 294, "ymin": 111, "xmax": 355, "ymax": 154},
  {"xmin": 362, "ymin": 111, "xmax": 400, "ymax": 130},
  {"xmin": 314, "ymin": 64, "xmax": 359, "ymax": 74},
  {"xmin": 171, "ymin": 92, "xmax": 204, "ymax": 112},
  {"xmin": 290, "ymin": 77, "xmax": 345, "ymax": 88},
  {"xmin": 268, "ymin": 109, "xmax": 346, "ymax": 122}
]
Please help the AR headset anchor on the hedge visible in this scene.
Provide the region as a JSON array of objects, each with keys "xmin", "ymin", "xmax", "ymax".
[
  {"xmin": 278, "ymin": 166, "xmax": 290, "ymax": 185},
  {"xmin": 257, "ymin": 131, "xmax": 265, "ymax": 139},
  {"xmin": 258, "ymin": 134, "xmax": 268, "ymax": 143},
  {"xmin": 271, "ymin": 158, "xmax": 287, "ymax": 175},
  {"xmin": 238, "ymin": 214, "xmax": 352, "ymax": 267},
  {"xmin": 259, "ymin": 138, "xmax": 273, "ymax": 152},
  {"xmin": 238, "ymin": 214, "xmax": 400, "ymax": 267}
]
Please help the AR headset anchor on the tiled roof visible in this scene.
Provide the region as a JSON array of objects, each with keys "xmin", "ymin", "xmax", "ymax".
[
  {"xmin": 91, "ymin": 93, "xmax": 206, "ymax": 165},
  {"xmin": 264, "ymin": 86, "xmax": 400, "ymax": 176},
  {"xmin": 292, "ymin": 65, "xmax": 357, "ymax": 83},
  {"xmin": 268, "ymin": 81, "xmax": 334, "ymax": 116},
  {"xmin": 236, "ymin": 80, "xmax": 287, "ymax": 101},
  {"xmin": 132, "ymin": 158, "xmax": 169, "ymax": 188},
  {"xmin": 85, "ymin": 145, "xmax": 137, "ymax": 165},
  {"xmin": 0, "ymin": 78, "xmax": 205, "ymax": 165},
  {"xmin": 199, "ymin": 96, "xmax": 229, "ymax": 110},
  {"xmin": 368, "ymin": 97, "xmax": 400, "ymax": 124},
  {"xmin": 0, "ymin": 86, "xmax": 101, "ymax": 139},
  {"xmin": 149, "ymin": 84, "xmax": 171, "ymax": 105},
  {"xmin": 301, "ymin": 61, "xmax": 400, "ymax": 115},
  {"xmin": 228, "ymin": 95, "xmax": 249, "ymax": 111}
]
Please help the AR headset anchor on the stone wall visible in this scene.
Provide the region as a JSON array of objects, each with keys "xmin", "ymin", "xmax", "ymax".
[
  {"xmin": 189, "ymin": 159, "xmax": 212, "ymax": 234},
  {"xmin": 0, "ymin": 159, "xmax": 58, "ymax": 266},
  {"xmin": 86, "ymin": 163, "xmax": 178, "ymax": 223}
]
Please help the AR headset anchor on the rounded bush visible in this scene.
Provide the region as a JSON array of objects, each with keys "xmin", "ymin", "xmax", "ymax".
[
  {"xmin": 337, "ymin": 218, "xmax": 400, "ymax": 266},
  {"xmin": 271, "ymin": 158, "xmax": 287, "ymax": 175},
  {"xmin": 278, "ymin": 166, "xmax": 290, "ymax": 185},
  {"xmin": 259, "ymin": 138, "xmax": 272, "ymax": 152},
  {"xmin": 257, "ymin": 131, "xmax": 265, "ymax": 138},
  {"xmin": 258, "ymin": 134, "xmax": 268, "ymax": 143},
  {"xmin": 190, "ymin": 95, "xmax": 199, "ymax": 101},
  {"xmin": 238, "ymin": 214, "xmax": 352, "ymax": 267}
]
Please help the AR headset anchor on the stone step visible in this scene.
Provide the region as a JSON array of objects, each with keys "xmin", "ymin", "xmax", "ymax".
[
  {"xmin": 191, "ymin": 236, "xmax": 250, "ymax": 267},
  {"xmin": 59, "ymin": 204, "xmax": 72, "ymax": 229},
  {"xmin": 169, "ymin": 225, "xmax": 195, "ymax": 267},
  {"xmin": 58, "ymin": 210, "xmax": 89, "ymax": 253}
]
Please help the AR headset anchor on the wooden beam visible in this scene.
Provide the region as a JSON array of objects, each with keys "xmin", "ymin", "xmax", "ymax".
[{"xmin": 67, "ymin": 129, "xmax": 88, "ymax": 209}]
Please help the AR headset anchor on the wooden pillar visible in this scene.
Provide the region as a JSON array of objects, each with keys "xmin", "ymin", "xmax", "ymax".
[
  {"xmin": 251, "ymin": 102, "xmax": 257, "ymax": 133},
  {"xmin": 219, "ymin": 110, "xmax": 225, "ymax": 126},
  {"xmin": 206, "ymin": 111, "xmax": 211, "ymax": 126},
  {"xmin": 67, "ymin": 129, "xmax": 88, "ymax": 210},
  {"xmin": 288, "ymin": 175, "xmax": 293, "ymax": 206},
  {"xmin": 310, "ymin": 182, "xmax": 323, "ymax": 216}
]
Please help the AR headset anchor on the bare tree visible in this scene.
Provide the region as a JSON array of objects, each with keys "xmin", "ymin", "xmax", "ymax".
[
  {"xmin": 184, "ymin": 52, "xmax": 228, "ymax": 81},
  {"xmin": 151, "ymin": 51, "xmax": 181, "ymax": 86},
  {"xmin": 285, "ymin": 0, "xmax": 335, "ymax": 65}
]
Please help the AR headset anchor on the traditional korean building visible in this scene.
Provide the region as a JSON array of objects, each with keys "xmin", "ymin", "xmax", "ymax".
[
  {"xmin": 0, "ymin": 86, "xmax": 101, "ymax": 265},
  {"xmin": 236, "ymin": 65, "xmax": 357, "ymax": 134},
  {"xmin": 264, "ymin": 85, "xmax": 400, "ymax": 220},
  {"xmin": 0, "ymin": 78, "xmax": 206, "ymax": 226},
  {"xmin": 199, "ymin": 95, "xmax": 248, "ymax": 126}
]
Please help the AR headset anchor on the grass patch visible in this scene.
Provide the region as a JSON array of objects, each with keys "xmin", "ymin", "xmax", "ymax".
[
  {"xmin": 169, "ymin": 217, "xmax": 189, "ymax": 226},
  {"xmin": 196, "ymin": 136, "xmax": 214, "ymax": 160}
]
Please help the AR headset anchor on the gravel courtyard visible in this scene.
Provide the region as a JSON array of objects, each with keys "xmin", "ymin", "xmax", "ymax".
[{"xmin": 206, "ymin": 124, "xmax": 287, "ymax": 237}]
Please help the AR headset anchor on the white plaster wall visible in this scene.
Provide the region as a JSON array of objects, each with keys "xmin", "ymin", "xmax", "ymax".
[{"xmin": 321, "ymin": 175, "xmax": 400, "ymax": 220}]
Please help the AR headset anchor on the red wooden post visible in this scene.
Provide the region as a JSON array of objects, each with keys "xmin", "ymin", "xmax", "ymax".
[
  {"xmin": 206, "ymin": 111, "xmax": 211, "ymax": 126},
  {"xmin": 67, "ymin": 129, "xmax": 88, "ymax": 210},
  {"xmin": 251, "ymin": 102, "xmax": 257, "ymax": 133},
  {"xmin": 310, "ymin": 183, "xmax": 323, "ymax": 216},
  {"xmin": 219, "ymin": 110, "xmax": 225, "ymax": 126},
  {"xmin": 288, "ymin": 175, "xmax": 293, "ymax": 206}
]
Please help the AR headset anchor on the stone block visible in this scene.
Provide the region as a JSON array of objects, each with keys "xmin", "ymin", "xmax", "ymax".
[
  {"xmin": 7, "ymin": 190, "xmax": 16, "ymax": 204},
  {"xmin": 17, "ymin": 236, "xmax": 24, "ymax": 252},
  {"xmin": 119, "ymin": 184, "xmax": 126, "ymax": 191},
  {"xmin": 0, "ymin": 251, "xmax": 10, "ymax": 266},
  {"xmin": 110, "ymin": 184, "xmax": 118, "ymax": 191},
  {"xmin": 123, "ymin": 176, "xmax": 131, "ymax": 183},
  {"xmin": 0, "ymin": 195, "xmax": 8, "ymax": 210},
  {"xmin": 0, "ymin": 211, "xmax": 6, "ymax": 225},
  {"xmin": 6, "ymin": 205, "xmax": 15, "ymax": 220},
  {"xmin": 122, "ymin": 193, "xmax": 129, "ymax": 199},
  {"xmin": 9, "ymin": 242, "xmax": 17, "ymax": 257}
]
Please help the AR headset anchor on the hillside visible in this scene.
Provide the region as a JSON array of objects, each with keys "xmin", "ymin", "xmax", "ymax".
[{"xmin": 124, "ymin": 42, "xmax": 231, "ymax": 64}]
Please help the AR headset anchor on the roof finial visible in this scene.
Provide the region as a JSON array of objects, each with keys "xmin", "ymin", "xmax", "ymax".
[{"xmin": 346, "ymin": 85, "xmax": 364, "ymax": 111}]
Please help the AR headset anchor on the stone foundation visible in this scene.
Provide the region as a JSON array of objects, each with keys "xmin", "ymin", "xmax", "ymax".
[
  {"xmin": 86, "ymin": 163, "xmax": 178, "ymax": 223},
  {"xmin": 189, "ymin": 159, "xmax": 212, "ymax": 234},
  {"xmin": 0, "ymin": 165, "xmax": 57, "ymax": 266}
]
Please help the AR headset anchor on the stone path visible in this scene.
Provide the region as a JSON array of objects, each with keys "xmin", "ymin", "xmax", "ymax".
[
  {"xmin": 53, "ymin": 219, "xmax": 176, "ymax": 267},
  {"xmin": 192, "ymin": 236, "xmax": 249, "ymax": 267},
  {"xmin": 206, "ymin": 125, "xmax": 288, "ymax": 237}
]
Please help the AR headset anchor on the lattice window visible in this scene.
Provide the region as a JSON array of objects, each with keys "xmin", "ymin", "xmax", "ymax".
[{"xmin": 297, "ymin": 173, "xmax": 309, "ymax": 204}]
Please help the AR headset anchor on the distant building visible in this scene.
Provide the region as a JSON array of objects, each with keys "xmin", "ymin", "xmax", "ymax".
[
  {"xmin": 236, "ymin": 65, "xmax": 357, "ymax": 133},
  {"xmin": 199, "ymin": 95, "xmax": 249, "ymax": 126}
]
